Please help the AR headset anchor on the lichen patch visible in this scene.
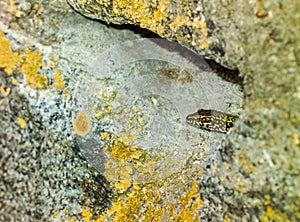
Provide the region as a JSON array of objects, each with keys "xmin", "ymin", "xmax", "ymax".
[{"xmin": 73, "ymin": 111, "xmax": 92, "ymax": 137}]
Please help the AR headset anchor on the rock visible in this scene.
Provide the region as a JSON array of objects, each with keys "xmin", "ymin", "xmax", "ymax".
[{"xmin": 67, "ymin": 0, "xmax": 300, "ymax": 220}]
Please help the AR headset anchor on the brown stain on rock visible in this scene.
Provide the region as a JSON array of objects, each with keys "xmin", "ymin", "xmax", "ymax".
[{"xmin": 73, "ymin": 111, "xmax": 92, "ymax": 137}]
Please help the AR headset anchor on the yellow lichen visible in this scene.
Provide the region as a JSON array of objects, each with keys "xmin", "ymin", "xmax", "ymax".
[
  {"xmin": 73, "ymin": 111, "xmax": 92, "ymax": 137},
  {"xmin": 110, "ymin": 140, "xmax": 142, "ymax": 162},
  {"xmin": 78, "ymin": 77, "xmax": 206, "ymax": 221},
  {"xmin": 118, "ymin": 132, "xmax": 137, "ymax": 145},
  {"xmin": 0, "ymin": 86, "xmax": 10, "ymax": 97},
  {"xmin": 156, "ymin": 23, "xmax": 165, "ymax": 36},
  {"xmin": 263, "ymin": 206, "xmax": 289, "ymax": 222},
  {"xmin": 0, "ymin": 30, "xmax": 49, "ymax": 88},
  {"xmin": 0, "ymin": 30, "xmax": 23, "ymax": 75},
  {"xmin": 212, "ymin": 160, "xmax": 219, "ymax": 175},
  {"xmin": 168, "ymin": 12, "xmax": 208, "ymax": 50},
  {"xmin": 110, "ymin": 0, "xmax": 209, "ymax": 49},
  {"xmin": 94, "ymin": 178, "xmax": 203, "ymax": 222},
  {"xmin": 11, "ymin": 78, "xmax": 19, "ymax": 86},
  {"xmin": 20, "ymin": 49, "xmax": 48, "ymax": 89},
  {"xmin": 20, "ymin": 50, "xmax": 45, "ymax": 75},
  {"xmin": 112, "ymin": 0, "xmax": 171, "ymax": 32},
  {"xmin": 194, "ymin": 19, "xmax": 208, "ymax": 49},
  {"xmin": 153, "ymin": 0, "xmax": 169, "ymax": 23},
  {"xmin": 113, "ymin": 0, "xmax": 152, "ymax": 29},
  {"xmin": 10, "ymin": 0, "xmax": 22, "ymax": 17},
  {"xmin": 263, "ymin": 195, "xmax": 291, "ymax": 222},
  {"xmin": 169, "ymin": 15, "xmax": 192, "ymax": 32},
  {"xmin": 103, "ymin": 132, "xmax": 143, "ymax": 164},
  {"xmin": 237, "ymin": 149, "xmax": 256, "ymax": 174},
  {"xmin": 264, "ymin": 195, "xmax": 271, "ymax": 205},
  {"xmin": 93, "ymin": 155, "xmax": 202, "ymax": 221},
  {"xmin": 82, "ymin": 209, "xmax": 92, "ymax": 222},
  {"xmin": 26, "ymin": 73, "xmax": 48, "ymax": 89},
  {"xmin": 292, "ymin": 133, "xmax": 300, "ymax": 146},
  {"xmin": 100, "ymin": 131, "xmax": 110, "ymax": 142},
  {"xmin": 18, "ymin": 117, "xmax": 27, "ymax": 129},
  {"xmin": 54, "ymin": 70, "xmax": 65, "ymax": 90},
  {"xmin": 104, "ymin": 158, "xmax": 133, "ymax": 187},
  {"xmin": 178, "ymin": 180, "xmax": 203, "ymax": 221},
  {"xmin": 114, "ymin": 181, "xmax": 132, "ymax": 191},
  {"xmin": 101, "ymin": 184, "xmax": 158, "ymax": 221}
]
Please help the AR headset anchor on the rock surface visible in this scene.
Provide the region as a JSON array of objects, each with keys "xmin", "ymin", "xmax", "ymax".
[
  {"xmin": 0, "ymin": 0, "xmax": 299, "ymax": 221},
  {"xmin": 67, "ymin": 0, "xmax": 300, "ymax": 220}
]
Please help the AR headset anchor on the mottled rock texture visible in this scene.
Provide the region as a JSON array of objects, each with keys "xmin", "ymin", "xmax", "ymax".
[
  {"xmin": 67, "ymin": 0, "xmax": 300, "ymax": 221},
  {"xmin": 1, "ymin": 0, "xmax": 299, "ymax": 220}
]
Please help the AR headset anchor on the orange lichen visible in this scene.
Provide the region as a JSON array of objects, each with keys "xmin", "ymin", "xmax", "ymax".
[
  {"xmin": 0, "ymin": 30, "xmax": 23, "ymax": 75},
  {"xmin": 73, "ymin": 111, "xmax": 92, "ymax": 137}
]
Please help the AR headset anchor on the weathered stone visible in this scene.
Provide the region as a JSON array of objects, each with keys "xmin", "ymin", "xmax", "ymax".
[
  {"xmin": 67, "ymin": 0, "xmax": 241, "ymax": 69},
  {"xmin": 1, "ymin": 0, "xmax": 299, "ymax": 220},
  {"xmin": 67, "ymin": 0, "xmax": 300, "ymax": 220}
]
